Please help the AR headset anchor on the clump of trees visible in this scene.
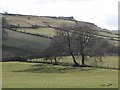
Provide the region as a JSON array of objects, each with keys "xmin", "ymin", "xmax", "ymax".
[
  {"xmin": 44, "ymin": 35, "xmax": 66, "ymax": 65},
  {"xmin": 44, "ymin": 22, "xmax": 118, "ymax": 66}
]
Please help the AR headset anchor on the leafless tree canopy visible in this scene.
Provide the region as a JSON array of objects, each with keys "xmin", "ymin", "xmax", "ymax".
[{"xmin": 44, "ymin": 22, "xmax": 118, "ymax": 66}]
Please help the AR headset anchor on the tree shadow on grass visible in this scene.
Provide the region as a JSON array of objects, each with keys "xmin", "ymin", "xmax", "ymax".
[{"xmin": 13, "ymin": 64, "xmax": 95, "ymax": 73}]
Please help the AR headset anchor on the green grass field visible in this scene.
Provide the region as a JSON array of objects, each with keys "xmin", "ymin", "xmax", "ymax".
[{"xmin": 2, "ymin": 61, "xmax": 118, "ymax": 88}]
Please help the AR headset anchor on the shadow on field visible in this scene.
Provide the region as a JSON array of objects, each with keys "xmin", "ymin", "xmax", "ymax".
[{"xmin": 13, "ymin": 63, "xmax": 95, "ymax": 73}]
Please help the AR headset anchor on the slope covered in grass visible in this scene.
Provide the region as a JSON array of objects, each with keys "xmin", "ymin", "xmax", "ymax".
[
  {"xmin": 3, "ymin": 14, "xmax": 76, "ymax": 27},
  {"xmin": 2, "ymin": 29, "xmax": 51, "ymax": 59},
  {"xmin": 2, "ymin": 13, "xmax": 119, "ymax": 60},
  {"xmin": 2, "ymin": 14, "xmax": 119, "ymax": 40}
]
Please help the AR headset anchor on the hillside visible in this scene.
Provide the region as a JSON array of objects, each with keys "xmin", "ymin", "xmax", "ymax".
[
  {"xmin": 2, "ymin": 13, "xmax": 119, "ymax": 39},
  {"xmin": 2, "ymin": 29, "xmax": 51, "ymax": 60},
  {"xmin": 1, "ymin": 13, "xmax": 119, "ymax": 60}
]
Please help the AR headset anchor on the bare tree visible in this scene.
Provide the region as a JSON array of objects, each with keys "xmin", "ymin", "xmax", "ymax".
[
  {"xmin": 44, "ymin": 36, "xmax": 65, "ymax": 65},
  {"xmin": 73, "ymin": 23, "xmax": 97, "ymax": 66},
  {"xmin": 45, "ymin": 21, "xmax": 117, "ymax": 67},
  {"xmin": 89, "ymin": 38, "xmax": 118, "ymax": 56},
  {"xmin": 56, "ymin": 22, "xmax": 97, "ymax": 66},
  {"xmin": 56, "ymin": 30, "xmax": 80, "ymax": 66}
]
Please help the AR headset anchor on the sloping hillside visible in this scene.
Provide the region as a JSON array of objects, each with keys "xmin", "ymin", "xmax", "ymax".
[
  {"xmin": 2, "ymin": 13, "xmax": 119, "ymax": 40},
  {"xmin": 1, "ymin": 13, "xmax": 119, "ymax": 60},
  {"xmin": 3, "ymin": 14, "xmax": 76, "ymax": 27},
  {"xmin": 2, "ymin": 29, "xmax": 51, "ymax": 60}
]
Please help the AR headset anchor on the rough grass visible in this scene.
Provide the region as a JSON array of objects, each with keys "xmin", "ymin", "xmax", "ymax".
[
  {"xmin": 2, "ymin": 62, "xmax": 118, "ymax": 88},
  {"xmin": 84, "ymin": 56, "xmax": 119, "ymax": 69},
  {"xmin": 31, "ymin": 56, "xmax": 119, "ymax": 69}
]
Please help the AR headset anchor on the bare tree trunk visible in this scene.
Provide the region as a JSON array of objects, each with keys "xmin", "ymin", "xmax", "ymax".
[
  {"xmin": 70, "ymin": 52, "xmax": 79, "ymax": 66},
  {"xmin": 66, "ymin": 32, "xmax": 79, "ymax": 66},
  {"xmin": 81, "ymin": 53, "xmax": 85, "ymax": 66},
  {"xmin": 54, "ymin": 58, "xmax": 57, "ymax": 65}
]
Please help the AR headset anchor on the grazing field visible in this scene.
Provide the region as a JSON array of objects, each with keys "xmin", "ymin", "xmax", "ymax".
[
  {"xmin": 4, "ymin": 14, "xmax": 76, "ymax": 27},
  {"xmin": 3, "ymin": 14, "xmax": 119, "ymax": 40},
  {"xmin": 2, "ymin": 61, "xmax": 118, "ymax": 88},
  {"xmin": 17, "ymin": 28, "xmax": 57, "ymax": 37}
]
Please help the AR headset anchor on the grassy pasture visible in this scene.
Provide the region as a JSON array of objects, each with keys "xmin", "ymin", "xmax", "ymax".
[
  {"xmin": 3, "ymin": 14, "xmax": 119, "ymax": 44},
  {"xmin": 17, "ymin": 28, "xmax": 57, "ymax": 37},
  {"xmin": 3, "ymin": 14, "xmax": 76, "ymax": 27},
  {"xmin": 2, "ymin": 61, "xmax": 118, "ymax": 88}
]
